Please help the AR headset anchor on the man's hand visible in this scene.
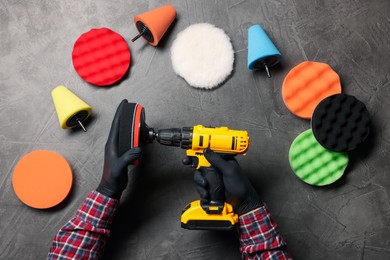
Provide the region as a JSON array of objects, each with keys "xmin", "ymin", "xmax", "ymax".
[
  {"xmin": 96, "ymin": 100, "xmax": 141, "ymax": 199},
  {"xmin": 183, "ymin": 149, "xmax": 263, "ymax": 216}
]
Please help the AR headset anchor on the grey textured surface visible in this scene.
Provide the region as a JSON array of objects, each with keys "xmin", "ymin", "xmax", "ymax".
[{"xmin": 1, "ymin": 0, "xmax": 390, "ymax": 259}]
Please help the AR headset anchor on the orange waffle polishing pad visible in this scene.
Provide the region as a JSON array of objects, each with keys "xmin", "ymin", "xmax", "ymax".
[
  {"xmin": 12, "ymin": 150, "xmax": 73, "ymax": 209},
  {"xmin": 282, "ymin": 61, "xmax": 341, "ymax": 119},
  {"xmin": 72, "ymin": 28, "xmax": 131, "ymax": 86}
]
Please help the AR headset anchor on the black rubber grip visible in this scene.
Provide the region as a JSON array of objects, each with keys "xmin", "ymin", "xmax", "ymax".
[{"xmin": 200, "ymin": 167, "xmax": 225, "ymax": 212}]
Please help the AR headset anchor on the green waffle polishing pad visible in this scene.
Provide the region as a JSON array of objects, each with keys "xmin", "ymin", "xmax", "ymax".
[{"xmin": 289, "ymin": 129, "xmax": 349, "ymax": 186}]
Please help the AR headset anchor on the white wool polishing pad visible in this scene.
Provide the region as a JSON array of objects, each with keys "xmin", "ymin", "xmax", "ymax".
[{"xmin": 171, "ymin": 23, "xmax": 234, "ymax": 89}]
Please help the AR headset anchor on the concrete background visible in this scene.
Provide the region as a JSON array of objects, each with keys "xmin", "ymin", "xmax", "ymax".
[{"xmin": 1, "ymin": 0, "xmax": 390, "ymax": 259}]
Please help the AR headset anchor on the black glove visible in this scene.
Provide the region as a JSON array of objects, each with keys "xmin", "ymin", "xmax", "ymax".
[
  {"xmin": 183, "ymin": 149, "xmax": 263, "ymax": 216},
  {"xmin": 96, "ymin": 100, "xmax": 142, "ymax": 199}
]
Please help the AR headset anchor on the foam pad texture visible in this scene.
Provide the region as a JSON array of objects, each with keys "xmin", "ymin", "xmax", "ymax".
[
  {"xmin": 12, "ymin": 150, "xmax": 73, "ymax": 209},
  {"xmin": 312, "ymin": 94, "xmax": 370, "ymax": 152},
  {"xmin": 171, "ymin": 23, "xmax": 234, "ymax": 89},
  {"xmin": 119, "ymin": 103, "xmax": 139, "ymax": 157},
  {"xmin": 72, "ymin": 28, "xmax": 130, "ymax": 86},
  {"xmin": 282, "ymin": 61, "xmax": 342, "ymax": 119},
  {"xmin": 289, "ymin": 129, "xmax": 349, "ymax": 186}
]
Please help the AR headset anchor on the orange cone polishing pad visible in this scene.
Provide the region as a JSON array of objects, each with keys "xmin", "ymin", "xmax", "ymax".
[
  {"xmin": 132, "ymin": 5, "xmax": 176, "ymax": 46},
  {"xmin": 12, "ymin": 150, "xmax": 73, "ymax": 209},
  {"xmin": 72, "ymin": 28, "xmax": 131, "ymax": 86}
]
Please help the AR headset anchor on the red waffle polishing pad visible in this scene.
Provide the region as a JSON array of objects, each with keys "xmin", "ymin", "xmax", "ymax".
[
  {"xmin": 12, "ymin": 150, "xmax": 73, "ymax": 209},
  {"xmin": 282, "ymin": 61, "xmax": 342, "ymax": 119},
  {"xmin": 72, "ymin": 28, "xmax": 131, "ymax": 86}
]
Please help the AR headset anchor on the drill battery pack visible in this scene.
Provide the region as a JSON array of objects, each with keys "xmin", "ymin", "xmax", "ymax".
[{"xmin": 181, "ymin": 200, "xmax": 238, "ymax": 231}]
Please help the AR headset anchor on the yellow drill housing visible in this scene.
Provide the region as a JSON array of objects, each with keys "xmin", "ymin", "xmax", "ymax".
[
  {"xmin": 151, "ymin": 124, "xmax": 250, "ymax": 230},
  {"xmin": 186, "ymin": 125, "xmax": 250, "ymax": 169}
]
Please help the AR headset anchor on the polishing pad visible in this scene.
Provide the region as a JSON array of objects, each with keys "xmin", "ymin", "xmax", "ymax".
[
  {"xmin": 312, "ymin": 94, "xmax": 370, "ymax": 152},
  {"xmin": 12, "ymin": 150, "xmax": 73, "ymax": 209},
  {"xmin": 118, "ymin": 102, "xmax": 153, "ymax": 167},
  {"xmin": 118, "ymin": 103, "xmax": 145, "ymax": 156},
  {"xmin": 171, "ymin": 23, "xmax": 234, "ymax": 89},
  {"xmin": 72, "ymin": 28, "xmax": 131, "ymax": 86},
  {"xmin": 133, "ymin": 5, "xmax": 176, "ymax": 46},
  {"xmin": 51, "ymin": 86, "xmax": 92, "ymax": 131},
  {"xmin": 289, "ymin": 129, "xmax": 349, "ymax": 186},
  {"xmin": 247, "ymin": 24, "xmax": 282, "ymax": 75},
  {"xmin": 282, "ymin": 61, "xmax": 342, "ymax": 119}
]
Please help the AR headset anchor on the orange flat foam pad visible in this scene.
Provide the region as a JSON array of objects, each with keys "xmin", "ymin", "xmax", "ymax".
[
  {"xmin": 72, "ymin": 28, "xmax": 131, "ymax": 86},
  {"xmin": 12, "ymin": 150, "xmax": 73, "ymax": 209},
  {"xmin": 282, "ymin": 61, "xmax": 342, "ymax": 119}
]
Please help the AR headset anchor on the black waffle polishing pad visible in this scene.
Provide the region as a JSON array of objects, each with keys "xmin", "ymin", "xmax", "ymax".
[
  {"xmin": 311, "ymin": 94, "xmax": 370, "ymax": 152},
  {"xmin": 118, "ymin": 103, "xmax": 145, "ymax": 157}
]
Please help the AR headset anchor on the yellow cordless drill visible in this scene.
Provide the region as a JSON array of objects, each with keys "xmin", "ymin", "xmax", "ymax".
[{"xmin": 149, "ymin": 125, "xmax": 250, "ymax": 230}]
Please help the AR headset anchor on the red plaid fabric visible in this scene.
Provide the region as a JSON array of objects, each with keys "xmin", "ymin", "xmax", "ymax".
[
  {"xmin": 48, "ymin": 191, "xmax": 119, "ymax": 260},
  {"xmin": 239, "ymin": 205, "xmax": 292, "ymax": 259},
  {"xmin": 48, "ymin": 192, "xmax": 291, "ymax": 259}
]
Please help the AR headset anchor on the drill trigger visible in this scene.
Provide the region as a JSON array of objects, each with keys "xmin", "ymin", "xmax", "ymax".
[{"xmin": 191, "ymin": 156, "xmax": 199, "ymax": 168}]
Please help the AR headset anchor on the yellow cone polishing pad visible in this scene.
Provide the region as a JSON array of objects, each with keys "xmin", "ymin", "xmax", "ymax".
[
  {"xmin": 289, "ymin": 129, "xmax": 349, "ymax": 186},
  {"xmin": 51, "ymin": 85, "xmax": 92, "ymax": 131}
]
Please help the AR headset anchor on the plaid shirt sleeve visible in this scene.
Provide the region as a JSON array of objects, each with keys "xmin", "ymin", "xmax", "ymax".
[
  {"xmin": 238, "ymin": 204, "xmax": 292, "ymax": 260},
  {"xmin": 48, "ymin": 190, "xmax": 119, "ymax": 260}
]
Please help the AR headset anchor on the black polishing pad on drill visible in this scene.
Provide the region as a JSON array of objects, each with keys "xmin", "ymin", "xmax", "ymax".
[
  {"xmin": 311, "ymin": 94, "xmax": 370, "ymax": 152},
  {"xmin": 118, "ymin": 103, "xmax": 146, "ymax": 158}
]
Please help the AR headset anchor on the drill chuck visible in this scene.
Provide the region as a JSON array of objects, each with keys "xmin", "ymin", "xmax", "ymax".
[
  {"xmin": 152, "ymin": 127, "xmax": 193, "ymax": 148},
  {"xmin": 156, "ymin": 128, "xmax": 182, "ymax": 146}
]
